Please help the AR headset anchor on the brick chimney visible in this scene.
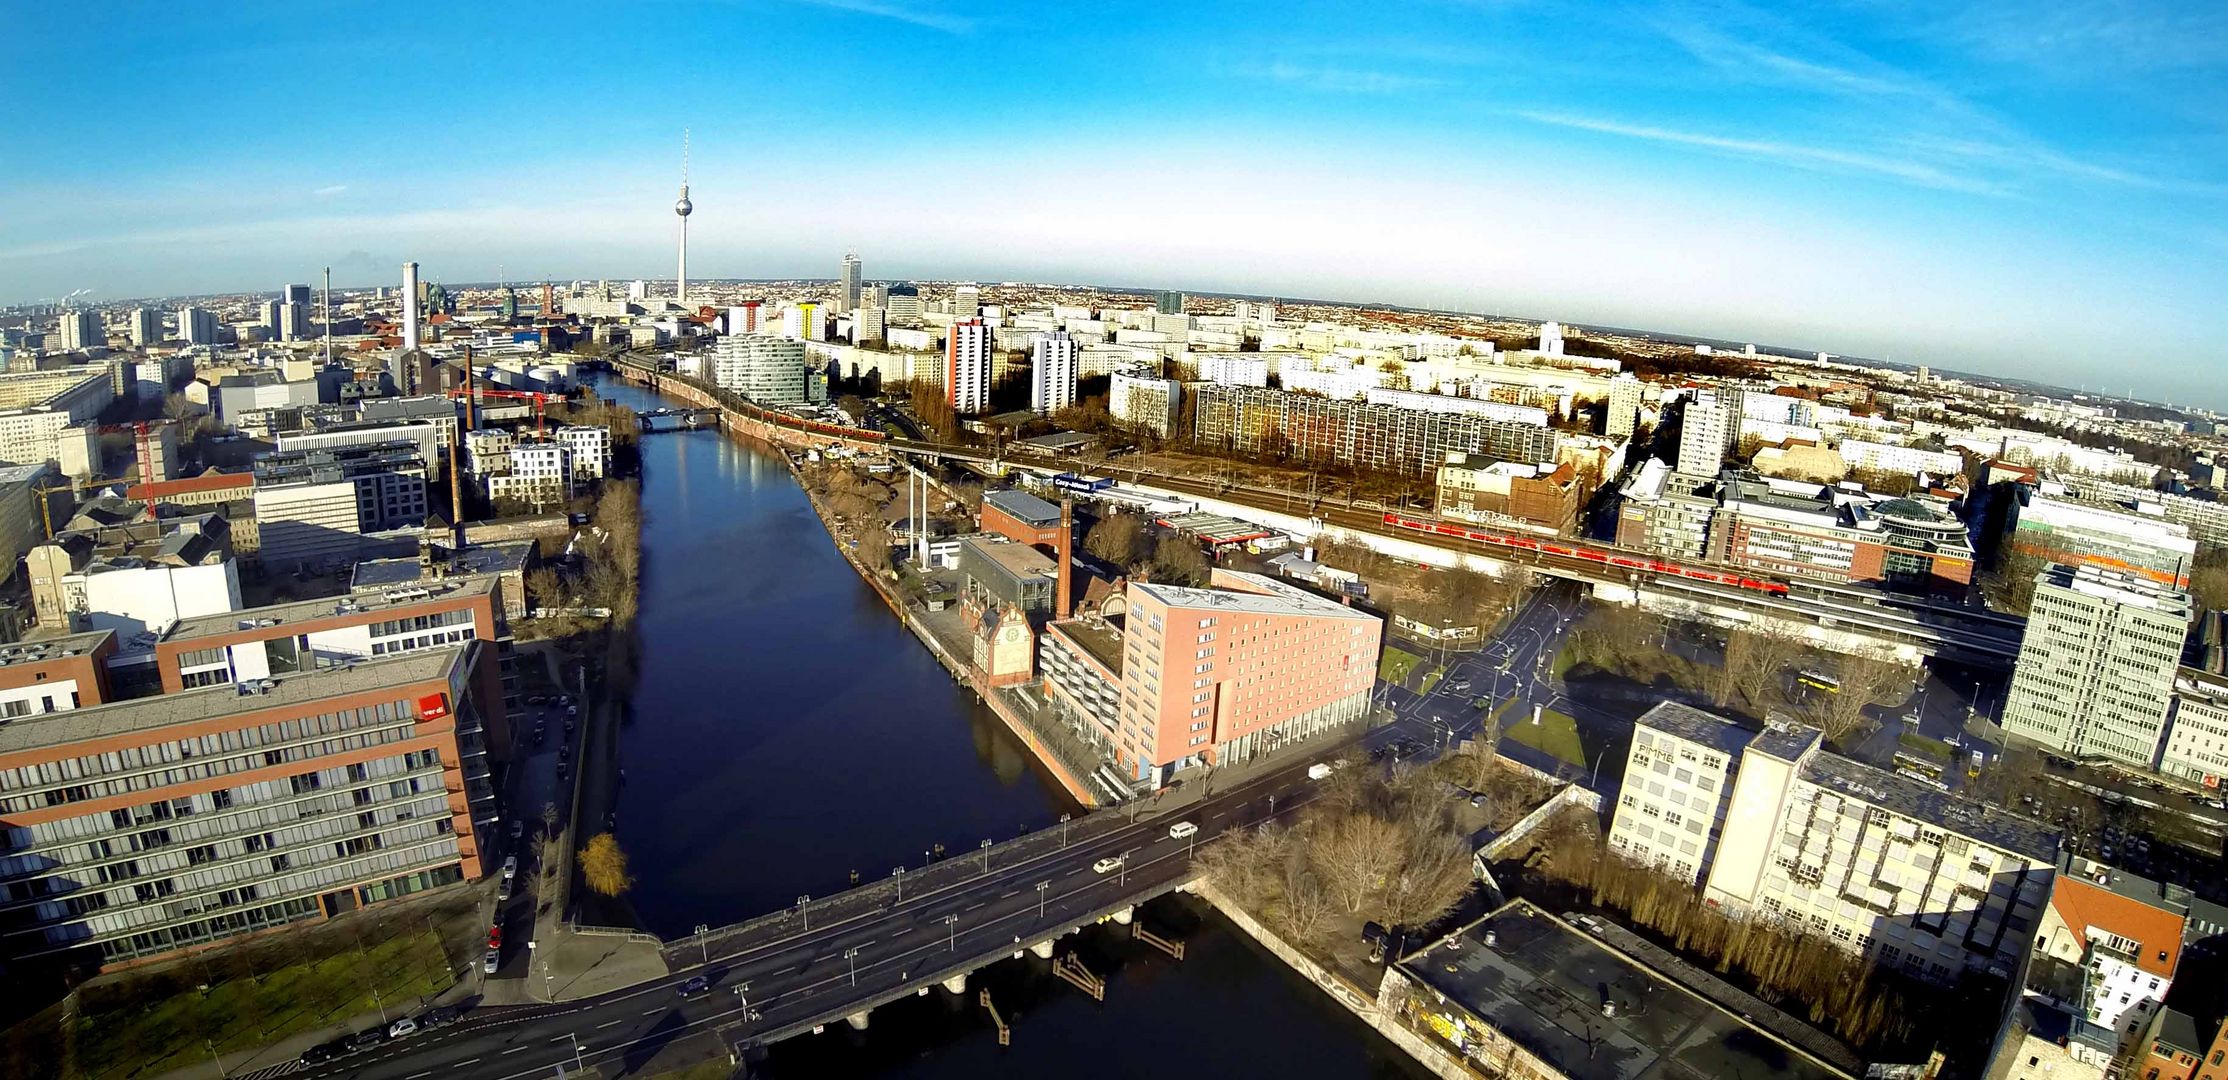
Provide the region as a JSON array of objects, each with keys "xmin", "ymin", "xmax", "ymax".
[{"xmin": 1056, "ymin": 498, "xmax": 1074, "ymax": 621}]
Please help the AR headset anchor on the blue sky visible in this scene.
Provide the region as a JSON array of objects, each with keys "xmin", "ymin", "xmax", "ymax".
[{"xmin": 3, "ymin": 1, "xmax": 2224, "ymax": 405}]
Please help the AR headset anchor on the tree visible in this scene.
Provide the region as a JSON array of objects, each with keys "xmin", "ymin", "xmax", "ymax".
[
  {"xmin": 1149, "ymin": 536, "xmax": 1211, "ymax": 586},
  {"xmin": 525, "ymin": 567, "xmax": 564, "ymax": 612},
  {"xmin": 1310, "ymin": 814, "xmax": 1404, "ymax": 914},
  {"xmin": 540, "ymin": 801, "xmax": 559, "ymax": 833},
  {"xmin": 2191, "ymin": 561, "xmax": 2228, "ymax": 614},
  {"xmin": 1711, "ymin": 622, "xmax": 1806, "ymax": 711},
  {"xmin": 1811, "ymin": 649, "xmax": 1918, "ymax": 750},
  {"xmin": 1084, "ymin": 513, "xmax": 1144, "ymax": 566},
  {"xmin": 1984, "ymin": 551, "xmax": 2049, "ymax": 616},
  {"xmin": 580, "ymin": 833, "xmax": 633, "ymax": 897}
]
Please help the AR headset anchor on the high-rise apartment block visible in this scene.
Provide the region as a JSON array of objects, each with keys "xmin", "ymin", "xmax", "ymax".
[
  {"xmin": 1154, "ymin": 290, "xmax": 1183, "ymax": 316},
  {"xmin": 854, "ymin": 305, "xmax": 885, "ymax": 345},
  {"xmin": 946, "ymin": 319, "xmax": 991, "ymax": 414},
  {"xmin": 839, "ymin": 253, "xmax": 862, "ymax": 312},
  {"xmin": 1037, "ymin": 570, "xmax": 1381, "ymax": 788},
  {"xmin": 1606, "ymin": 373, "xmax": 1643, "ymax": 439},
  {"xmin": 1108, "ymin": 373, "xmax": 1181, "ymax": 438},
  {"xmin": 1030, "ymin": 331, "xmax": 1077, "ymax": 415},
  {"xmin": 177, "ymin": 306, "xmax": 218, "ymax": 346},
  {"xmin": 951, "ymin": 284, "xmax": 980, "ymax": 318},
  {"xmin": 2000, "ymin": 565, "xmax": 2189, "ymax": 771},
  {"xmin": 57, "ymin": 310, "xmax": 103, "ymax": 352},
  {"xmin": 1191, "ymin": 384, "xmax": 1556, "ymax": 477},
  {"xmin": 1607, "ymin": 703, "xmax": 2058, "ymax": 984},
  {"xmin": 279, "ymin": 301, "xmax": 309, "ymax": 342},
  {"xmin": 128, "ymin": 308, "xmax": 163, "ymax": 348},
  {"xmin": 1677, "ymin": 385, "xmax": 1744, "ymax": 477}
]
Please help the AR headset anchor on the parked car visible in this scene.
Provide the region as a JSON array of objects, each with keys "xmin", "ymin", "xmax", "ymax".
[
  {"xmin": 496, "ymin": 877, "xmax": 514, "ymax": 902},
  {"xmin": 418, "ymin": 1005, "xmax": 463, "ymax": 1029},
  {"xmin": 1449, "ymin": 678, "xmax": 1471, "ymax": 693},
  {"xmin": 299, "ymin": 1040, "xmax": 344, "ymax": 1064},
  {"xmin": 678, "ymin": 975, "xmax": 712, "ymax": 998},
  {"xmin": 347, "ymin": 1028, "xmax": 388, "ymax": 1052},
  {"xmin": 1092, "ymin": 856, "xmax": 1125, "ymax": 874},
  {"xmin": 509, "ymin": 820, "xmax": 524, "ymax": 841},
  {"xmin": 488, "ymin": 925, "xmax": 503, "ymax": 949},
  {"xmin": 501, "ymin": 856, "xmax": 518, "ymax": 880},
  {"xmin": 387, "ymin": 1017, "xmax": 419, "ymax": 1039},
  {"xmin": 482, "ymin": 949, "xmax": 501, "ymax": 974}
]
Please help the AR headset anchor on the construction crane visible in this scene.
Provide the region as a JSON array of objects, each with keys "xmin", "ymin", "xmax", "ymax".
[{"xmin": 445, "ymin": 385, "xmax": 558, "ymax": 437}]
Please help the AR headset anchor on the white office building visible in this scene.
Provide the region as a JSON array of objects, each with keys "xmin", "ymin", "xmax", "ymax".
[
  {"xmin": 1029, "ymin": 331, "xmax": 1078, "ymax": 415},
  {"xmin": 1196, "ymin": 354, "xmax": 1270, "ymax": 387},
  {"xmin": 1609, "ymin": 702, "xmax": 2059, "ymax": 985},
  {"xmin": 177, "ymin": 306, "xmax": 218, "ymax": 346},
  {"xmin": 1607, "ymin": 373, "xmax": 1643, "ymax": 439},
  {"xmin": 2000, "ymin": 565, "xmax": 2189, "ymax": 771},
  {"xmin": 57, "ymin": 310, "xmax": 103, "ymax": 351},
  {"xmin": 709, "ymin": 334, "xmax": 815, "ymax": 405},
  {"xmin": 128, "ymin": 308, "xmax": 164, "ymax": 348},
  {"xmin": 839, "ymin": 253, "xmax": 862, "ymax": 311}
]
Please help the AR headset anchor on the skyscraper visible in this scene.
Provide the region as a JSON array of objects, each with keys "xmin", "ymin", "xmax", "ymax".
[
  {"xmin": 1675, "ymin": 386, "xmax": 1743, "ymax": 476},
  {"xmin": 128, "ymin": 307, "xmax": 163, "ymax": 347},
  {"xmin": 675, "ymin": 132, "xmax": 692, "ymax": 305},
  {"xmin": 1538, "ymin": 320, "xmax": 1565, "ymax": 355},
  {"xmin": 1155, "ymin": 290, "xmax": 1183, "ymax": 316},
  {"xmin": 839, "ymin": 252, "xmax": 862, "ymax": 312},
  {"xmin": 260, "ymin": 299, "xmax": 284, "ymax": 333},
  {"xmin": 177, "ymin": 305, "xmax": 218, "ymax": 345},
  {"xmin": 279, "ymin": 301, "xmax": 309, "ymax": 341},
  {"xmin": 1606, "ymin": 373, "xmax": 1643, "ymax": 440},
  {"xmin": 854, "ymin": 304, "xmax": 885, "ymax": 345},
  {"xmin": 947, "ymin": 319, "xmax": 991, "ymax": 414},
  {"xmin": 951, "ymin": 283, "xmax": 980, "ymax": 318},
  {"xmin": 401, "ymin": 262, "xmax": 422, "ymax": 350},
  {"xmin": 2000, "ymin": 564, "xmax": 2189, "ymax": 770},
  {"xmin": 282, "ymin": 283, "xmax": 311, "ymax": 305},
  {"xmin": 57, "ymin": 309, "xmax": 103, "ymax": 351},
  {"xmin": 1030, "ymin": 331, "xmax": 1078, "ymax": 414}
]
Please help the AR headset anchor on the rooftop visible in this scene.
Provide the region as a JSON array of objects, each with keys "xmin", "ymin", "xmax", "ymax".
[
  {"xmin": 0, "ymin": 647, "xmax": 467, "ymax": 755},
  {"xmin": 1130, "ymin": 570, "xmax": 1375, "ymax": 621},
  {"xmin": 2050, "ymin": 857, "xmax": 2189, "ymax": 978},
  {"xmin": 352, "ymin": 542, "xmax": 532, "ymax": 589},
  {"xmin": 167, "ymin": 576, "xmax": 497, "ymax": 642},
  {"xmin": 0, "ymin": 630, "xmax": 115, "ymax": 668},
  {"xmin": 982, "ymin": 488, "xmax": 1062, "ymax": 527},
  {"xmin": 1394, "ymin": 901, "xmax": 1854, "ymax": 1080},
  {"xmin": 1799, "ymin": 753, "xmax": 2061, "ymax": 862},
  {"xmin": 960, "ymin": 536, "xmax": 1058, "ymax": 580},
  {"xmin": 1156, "ymin": 512, "xmax": 1274, "ymax": 545},
  {"xmin": 1634, "ymin": 701, "xmax": 1758, "ymax": 757},
  {"xmin": 1049, "ymin": 616, "xmax": 1126, "ymax": 675}
]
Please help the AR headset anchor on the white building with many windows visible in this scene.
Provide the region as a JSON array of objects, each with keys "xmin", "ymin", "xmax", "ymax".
[
  {"xmin": 553, "ymin": 425, "xmax": 611, "ymax": 480},
  {"xmin": 1030, "ymin": 331, "xmax": 1077, "ymax": 415},
  {"xmin": 1610, "ymin": 703, "xmax": 2060, "ymax": 984}
]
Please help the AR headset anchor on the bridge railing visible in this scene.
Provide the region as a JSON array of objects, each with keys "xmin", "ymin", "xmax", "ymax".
[{"xmin": 664, "ymin": 804, "xmax": 1150, "ymax": 966}]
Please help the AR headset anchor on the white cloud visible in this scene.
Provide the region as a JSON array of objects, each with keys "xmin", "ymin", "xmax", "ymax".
[
  {"xmin": 1512, "ymin": 110, "xmax": 2009, "ymax": 196},
  {"xmin": 1235, "ymin": 61, "xmax": 1443, "ymax": 95},
  {"xmin": 791, "ymin": 0, "xmax": 972, "ymax": 34},
  {"xmin": 313, "ymin": 184, "xmax": 349, "ymax": 197}
]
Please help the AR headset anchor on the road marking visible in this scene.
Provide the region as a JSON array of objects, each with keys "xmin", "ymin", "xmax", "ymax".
[
  {"xmin": 549, "ymin": 1034, "xmax": 575, "ymax": 1042},
  {"xmin": 891, "ymin": 927, "xmax": 912, "ymax": 936},
  {"xmin": 456, "ymin": 1059, "xmax": 478, "ymax": 1066},
  {"xmin": 597, "ymin": 1019, "xmax": 623, "ymax": 1029},
  {"xmin": 643, "ymin": 1007, "xmax": 663, "ymax": 1015},
  {"xmin": 502, "ymin": 1046, "xmax": 528, "ymax": 1055},
  {"xmin": 408, "ymin": 1071, "xmax": 433, "ymax": 1078}
]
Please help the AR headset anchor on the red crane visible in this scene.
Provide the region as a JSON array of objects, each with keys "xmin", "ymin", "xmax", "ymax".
[{"xmin": 445, "ymin": 386, "xmax": 557, "ymax": 437}]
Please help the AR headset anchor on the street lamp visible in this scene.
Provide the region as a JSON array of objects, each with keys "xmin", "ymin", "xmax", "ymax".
[
  {"xmin": 943, "ymin": 913, "xmax": 959, "ymax": 951},
  {"xmin": 694, "ymin": 923, "xmax": 710, "ymax": 966},
  {"xmin": 980, "ymin": 838, "xmax": 993, "ymax": 873},
  {"xmin": 1059, "ymin": 812, "xmax": 1072, "ymax": 847},
  {"xmin": 204, "ymin": 1038, "xmax": 228, "ymax": 1080},
  {"xmin": 1036, "ymin": 880, "xmax": 1050, "ymax": 918},
  {"xmin": 892, "ymin": 866, "xmax": 906, "ymax": 901},
  {"xmin": 845, "ymin": 945, "xmax": 862, "ymax": 985},
  {"xmin": 797, "ymin": 895, "xmax": 812, "ymax": 932},
  {"xmin": 567, "ymin": 1033, "xmax": 586, "ymax": 1073},
  {"xmin": 1118, "ymin": 848, "xmax": 1136, "ymax": 887}
]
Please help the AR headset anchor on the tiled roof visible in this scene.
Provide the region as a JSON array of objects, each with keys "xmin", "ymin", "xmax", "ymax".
[{"xmin": 2052, "ymin": 875, "xmax": 2187, "ymax": 979}]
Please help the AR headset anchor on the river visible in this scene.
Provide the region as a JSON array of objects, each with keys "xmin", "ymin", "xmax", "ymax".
[{"xmin": 587, "ymin": 376, "xmax": 1427, "ymax": 1078}]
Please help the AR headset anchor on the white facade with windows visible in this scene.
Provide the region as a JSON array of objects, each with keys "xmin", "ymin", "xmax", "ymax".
[
  {"xmin": 709, "ymin": 334, "xmax": 813, "ymax": 405},
  {"xmin": 1029, "ymin": 331, "xmax": 1077, "ymax": 415},
  {"xmin": 553, "ymin": 425, "xmax": 610, "ymax": 480},
  {"xmin": 947, "ymin": 319, "xmax": 992, "ymax": 414},
  {"xmin": 487, "ymin": 443, "xmax": 571, "ymax": 506}
]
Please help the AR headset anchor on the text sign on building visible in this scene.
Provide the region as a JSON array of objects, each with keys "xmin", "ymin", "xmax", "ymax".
[{"xmin": 417, "ymin": 693, "xmax": 450, "ymax": 722}]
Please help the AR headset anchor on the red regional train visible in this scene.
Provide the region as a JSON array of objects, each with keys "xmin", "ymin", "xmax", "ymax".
[{"xmin": 1380, "ymin": 512, "xmax": 1790, "ymax": 596}]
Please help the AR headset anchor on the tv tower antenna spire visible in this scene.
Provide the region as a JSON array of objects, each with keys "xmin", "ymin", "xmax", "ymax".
[{"xmin": 675, "ymin": 129, "xmax": 693, "ymax": 307}]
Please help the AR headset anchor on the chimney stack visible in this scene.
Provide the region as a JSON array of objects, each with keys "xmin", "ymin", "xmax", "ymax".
[
  {"xmin": 1056, "ymin": 499, "xmax": 1074, "ymax": 621},
  {"xmin": 401, "ymin": 261, "xmax": 422, "ymax": 350}
]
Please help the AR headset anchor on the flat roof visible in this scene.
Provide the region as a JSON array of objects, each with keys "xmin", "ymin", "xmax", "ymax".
[
  {"xmin": 0, "ymin": 630, "xmax": 115, "ymax": 667},
  {"xmin": 352, "ymin": 542, "xmax": 531, "ymax": 589},
  {"xmin": 960, "ymin": 536, "xmax": 1058, "ymax": 579},
  {"xmin": 1634, "ymin": 701, "xmax": 1757, "ymax": 757},
  {"xmin": 167, "ymin": 577, "xmax": 497, "ymax": 642},
  {"xmin": 1800, "ymin": 753, "xmax": 2060, "ymax": 861},
  {"xmin": 1157, "ymin": 512, "xmax": 1274, "ymax": 545},
  {"xmin": 0, "ymin": 647, "xmax": 466, "ymax": 755},
  {"xmin": 982, "ymin": 488, "xmax": 1062, "ymax": 527},
  {"xmin": 1049, "ymin": 617, "xmax": 1125, "ymax": 675},
  {"xmin": 1395, "ymin": 901, "xmax": 1855, "ymax": 1080},
  {"xmin": 1130, "ymin": 571, "xmax": 1375, "ymax": 622}
]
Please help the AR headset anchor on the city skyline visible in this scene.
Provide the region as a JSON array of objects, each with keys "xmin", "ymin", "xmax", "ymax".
[{"xmin": 3, "ymin": 1, "xmax": 2224, "ymax": 404}]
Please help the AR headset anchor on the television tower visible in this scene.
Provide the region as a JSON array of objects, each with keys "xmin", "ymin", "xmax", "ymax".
[{"xmin": 675, "ymin": 130, "xmax": 692, "ymax": 306}]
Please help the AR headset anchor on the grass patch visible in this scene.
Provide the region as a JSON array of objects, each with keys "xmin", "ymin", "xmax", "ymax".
[
  {"xmin": 1553, "ymin": 641, "xmax": 1580, "ymax": 678},
  {"xmin": 1898, "ymin": 732, "xmax": 1954, "ymax": 761},
  {"xmin": 1503, "ymin": 708, "xmax": 1585, "ymax": 767},
  {"xmin": 1378, "ymin": 646, "xmax": 1423, "ymax": 685},
  {"xmin": 1417, "ymin": 666, "xmax": 1445, "ymax": 695},
  {"xmin": 70, "ymin": 928, "xmax": 456, "ymax": 1080}
]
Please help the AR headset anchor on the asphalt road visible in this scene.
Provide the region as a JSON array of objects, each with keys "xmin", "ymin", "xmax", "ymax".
[{"xmin": 291, "ymin": 703, "xmax": 1464, "ymax": 1080}]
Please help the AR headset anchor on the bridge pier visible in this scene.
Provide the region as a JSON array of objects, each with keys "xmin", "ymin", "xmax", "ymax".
[
  {"xmin": 941, "ymin": 973, "xmax": 968, "ymax": 994},
  {"xmin": 1029, "ymin": 940, "xmax": 1055, "ymax": 960},
  {"xmin": 1111, "ymin": 906, "xmax": 1134, "ymax": 926},
  {"xmin": 845, "ymin": 1010, "xmax": 871, "ymax": 1031}
]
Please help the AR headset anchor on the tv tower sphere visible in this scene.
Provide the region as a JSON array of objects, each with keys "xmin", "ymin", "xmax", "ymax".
[{"xmin": 675, "ymin": 190, "xmax": 692, "ymax": 217}]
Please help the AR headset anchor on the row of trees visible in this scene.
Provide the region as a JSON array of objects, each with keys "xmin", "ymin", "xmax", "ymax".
[
  {"xmin": 1311, "ymin": 536, "xmax": 1520, "ymax": 628},
  {"xmin": 1197, "ymin": 764, "xmax": 1477, "ymax": 952},
  {"xmin": 1527, "ymin": 829, "xmax": 1928, "ymax": 1050}
]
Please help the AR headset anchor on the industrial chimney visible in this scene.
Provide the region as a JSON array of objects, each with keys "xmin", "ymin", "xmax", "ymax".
[
  {"xmin": 1056, "ymin": 499, "xmax": 1075, "ymax": 621},
  {"xmin": 401, "ymin": 261, "xmax": 422, "ymax": 350}
]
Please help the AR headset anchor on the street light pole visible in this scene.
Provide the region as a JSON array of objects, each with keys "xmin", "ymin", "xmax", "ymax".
[
  {"xmin": 980, "ymin": 838, "xmax": 993, "ymax": 873},
  {"xmin": 893, "ymin": 866, "xmax": 906, "ymax": 901},
  {"xmin": 1118, "ymin": 848, "xmax": 1135, "ymax": 887},
  {"xmin": 943, "ymin": 913, "xmax": 959, "ymax": 951},
  {"xmin": 1036, "ymin": 881, "xmax": 1049, "ymax": 918},
  {"xmin": 1059, "ymin": 812, "xmax": 1071, "ymax": 847},
  {"xmin": 568, "ymin": 1033, "xmax": 586, "ymax": 1073},
  {"xmin": 695, "ymin": 923, "xmax": 710, "ymax": 966},
  {"xmin": 845, "ymin": 946, "xmax": 861, "ymax": 985},
  {"xmin": 797, "ymin": 895, "xmax": 812, "ymax": 932}
]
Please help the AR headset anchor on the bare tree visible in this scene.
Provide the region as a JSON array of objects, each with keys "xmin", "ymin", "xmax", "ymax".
[
  {"xmin": 1712, "ymin": 622, "xmax": 1806, "ymax": 711},
  {"xmin": 1084, "ymin": 513, "xmax": 1144, "ymax": 566},
  {"xmin": 1150, "ymin": 536, "xmax": 1211, "ymax": 586},
  {"xmin": 1310, "ymin": 814, "xmax": 1404, "ymax": 914},
  {"xmin": 1811, "ymin": 649, "xmax": 1918, "ymax": 750}
]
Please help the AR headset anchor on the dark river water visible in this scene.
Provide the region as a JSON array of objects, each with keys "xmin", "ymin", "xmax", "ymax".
[{"xmin": 589, "ymin": 376, "xmax": 1427, "ymax": 1078}]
